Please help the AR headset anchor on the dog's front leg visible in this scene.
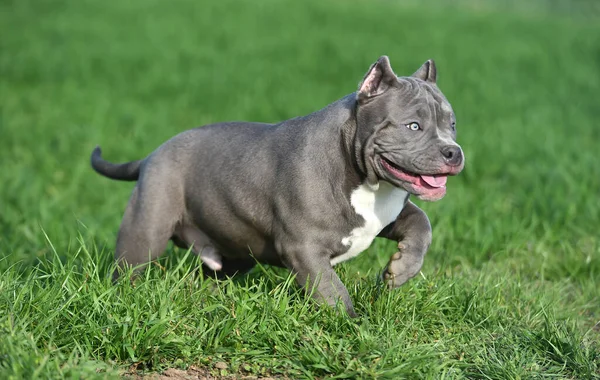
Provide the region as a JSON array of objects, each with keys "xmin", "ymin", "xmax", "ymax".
[
  {"xmin": 378, "ymin": 201, "xmax": 432, "ymax": 288},
  {"xmin": 283, "ymin": 245, "xmax": 357, "ymax": 317}
]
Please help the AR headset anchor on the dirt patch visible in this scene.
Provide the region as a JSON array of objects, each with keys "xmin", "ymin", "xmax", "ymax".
[{"xmin": 125, "ymin": 364, "xmax": 284, "ymax": 380}]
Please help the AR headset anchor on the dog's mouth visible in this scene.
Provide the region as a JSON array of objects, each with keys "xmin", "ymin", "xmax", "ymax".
[{"xmin": 378, "ymin": 156, "xmax": 449, "ymax": 201}]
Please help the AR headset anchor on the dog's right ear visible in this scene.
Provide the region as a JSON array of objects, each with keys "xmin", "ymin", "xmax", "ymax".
[
  {"xmin": 412, "ymin": 60, "xmax": 437, "ymax": 83},
  {"xmin": 357, "ymin": 56, "xmax": 397, "ymax": 103}
]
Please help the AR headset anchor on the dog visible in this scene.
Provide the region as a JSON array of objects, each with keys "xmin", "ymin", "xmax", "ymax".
[{"xmin": 91, "ymin": 56, "xmax": 464, "ymax": 317}]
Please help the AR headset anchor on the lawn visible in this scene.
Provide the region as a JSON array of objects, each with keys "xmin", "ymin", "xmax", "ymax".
[{"xmin": 1, "ymin": 0, "xmax": 599, "ymax": 378}]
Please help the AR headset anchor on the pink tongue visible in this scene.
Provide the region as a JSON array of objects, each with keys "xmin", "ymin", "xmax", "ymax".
[{"xmin": 420, "ymin": 175, "xmax": 447, "ymax": 188}]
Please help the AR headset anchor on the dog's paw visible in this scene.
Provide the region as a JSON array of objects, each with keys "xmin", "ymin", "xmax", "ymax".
[{"xmin": 382, "ymin": 242, "xmax": 423, "ymax": 289}]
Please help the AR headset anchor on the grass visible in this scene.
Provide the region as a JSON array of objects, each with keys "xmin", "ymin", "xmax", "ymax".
[{"xmin": 1, "ymin": 0, "xmax": 599, "ymax": 378}]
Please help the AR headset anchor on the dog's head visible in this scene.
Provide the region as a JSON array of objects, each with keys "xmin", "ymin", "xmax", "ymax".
[{"xmin": 354, "ymin": 56, "xmax": 464, "ymax": 201}]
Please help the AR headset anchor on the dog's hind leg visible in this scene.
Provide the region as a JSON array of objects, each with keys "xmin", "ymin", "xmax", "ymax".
[
  {"xmin": 175, "ymin": 225, "xmax": 223, "ymax": 271},
  {"xmin": 112, "ymin": 180, "xmax": 183, "ymax": 280}
]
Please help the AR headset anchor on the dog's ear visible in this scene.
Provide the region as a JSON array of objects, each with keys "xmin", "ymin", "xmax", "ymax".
[
  {"xmin": 412, "ymin": 60, "xmax": 437, "ymax": 83},
  {"xmin": 357, "ymin": 56, "xmax": 397, "ymax": 103}
]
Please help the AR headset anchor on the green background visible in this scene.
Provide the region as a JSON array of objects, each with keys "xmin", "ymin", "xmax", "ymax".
[{"xmin": 1, "ymin": 0, "xmax": 599, "ymax": 378}]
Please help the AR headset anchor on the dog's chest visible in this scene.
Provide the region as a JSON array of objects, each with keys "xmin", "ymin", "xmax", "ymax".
[{"xmin": 331, "ymin": 182, "xmax": 408, "ymax": 265}]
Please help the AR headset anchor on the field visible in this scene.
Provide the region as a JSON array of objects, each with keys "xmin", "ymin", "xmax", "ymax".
[{"xmin": 1, "ymin": 0, "xmax": 599, "ymax": 378}]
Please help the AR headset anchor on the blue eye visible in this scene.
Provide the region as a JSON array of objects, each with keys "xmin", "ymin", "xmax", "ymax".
[{"xmin": 406, "ymin": 122, "xmax": 420, "ymax": 131}]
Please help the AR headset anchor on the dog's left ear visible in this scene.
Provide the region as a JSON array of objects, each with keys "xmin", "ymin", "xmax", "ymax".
[
  {"xmin": 412, "ymin": 60, "xmax": 437, "ymax": 83},
  {"xmin": 357, "ymin": 56, "xmax": 397, "ymax": 103}
]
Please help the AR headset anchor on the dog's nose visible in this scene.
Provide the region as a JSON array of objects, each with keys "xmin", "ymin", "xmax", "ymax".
[{"xmin": 441, "ymin": 145, "xmax": 463, "ymax": 166}]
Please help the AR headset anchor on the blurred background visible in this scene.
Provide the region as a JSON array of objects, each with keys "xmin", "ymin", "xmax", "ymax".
[
  {"xmin": 1, "ymin": 0, "xmax": 599, "ymax": 279},
  {"xmin": 1, "ymin": 0, "xmax": 599, "ymax": 376}
]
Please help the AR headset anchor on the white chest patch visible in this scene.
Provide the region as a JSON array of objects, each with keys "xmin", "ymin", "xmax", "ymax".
[{"xmin": 331, "ymin": 182, "xmax": 408, "ymax": 265}]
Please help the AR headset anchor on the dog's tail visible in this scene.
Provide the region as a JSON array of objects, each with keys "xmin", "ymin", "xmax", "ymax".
[{"xmin": 91, "ymin": 146, "xmax": 142, "ymax": 181}]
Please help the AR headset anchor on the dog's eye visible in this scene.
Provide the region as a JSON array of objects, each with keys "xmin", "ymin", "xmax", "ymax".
[
  {"xmin": 451, "ymin": 122, "xmax": 456, "ymax": 131},
  {"xmin": 406, "ymin": 122, "xmax": 421, "ymax": 131}
]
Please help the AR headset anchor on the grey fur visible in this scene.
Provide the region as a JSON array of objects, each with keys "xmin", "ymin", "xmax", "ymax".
[{"xmin": 91, "ymin": 56, "xmax": 464, "ymax": 317}]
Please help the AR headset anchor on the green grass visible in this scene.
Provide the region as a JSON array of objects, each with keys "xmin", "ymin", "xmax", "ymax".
[{"xmin": 1, "ymin": 0, "xmax": 599, "ymax": 378}]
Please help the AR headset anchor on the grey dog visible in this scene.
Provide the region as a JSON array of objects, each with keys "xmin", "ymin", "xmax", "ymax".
[{"xmin": 91, "ymin": 56, "xmax": 464, "ymax": 317}]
